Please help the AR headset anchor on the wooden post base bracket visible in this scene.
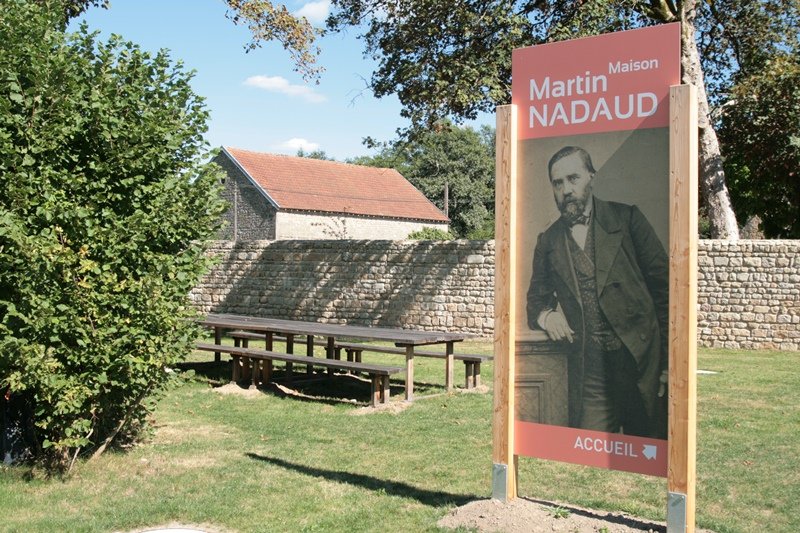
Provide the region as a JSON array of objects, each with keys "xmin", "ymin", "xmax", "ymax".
[{"xmin": 492, "ymin": 463, "xmax": 510, "ymax": 502}]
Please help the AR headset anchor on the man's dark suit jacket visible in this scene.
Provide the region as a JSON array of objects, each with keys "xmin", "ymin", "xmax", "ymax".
[{"xmin": 527, "ymin": 197, "xmax": 669, "ymax": 433}]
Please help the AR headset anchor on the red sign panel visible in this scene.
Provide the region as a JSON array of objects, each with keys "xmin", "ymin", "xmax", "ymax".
[
  {"xmin": 516, "ymin": 422, "xmax": 668, "ymax": 477},
  {"xmin": 512, "ymin": 24, "xmax": 680, "ymax": 140}
]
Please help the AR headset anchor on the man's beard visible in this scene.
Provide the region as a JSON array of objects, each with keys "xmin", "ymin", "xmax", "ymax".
[{"xmin": 559, "ymin": 196, "xmax": 588, "ymax": 224}]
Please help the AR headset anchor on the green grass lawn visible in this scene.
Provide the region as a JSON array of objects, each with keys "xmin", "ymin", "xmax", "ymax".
[{"xmin": 1, "ymin": 341, "xmax": 798, "ymax": 532}]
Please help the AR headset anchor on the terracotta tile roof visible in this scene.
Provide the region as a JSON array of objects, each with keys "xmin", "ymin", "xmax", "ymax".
[{"xmin": 224, "ymin": 147, "xmax": 449, "ymax": 223}]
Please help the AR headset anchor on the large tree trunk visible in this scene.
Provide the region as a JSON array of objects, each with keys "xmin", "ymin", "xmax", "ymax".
[{"xmin": 681, "ymin": 2, "xmax": 740, "ymax": 239}]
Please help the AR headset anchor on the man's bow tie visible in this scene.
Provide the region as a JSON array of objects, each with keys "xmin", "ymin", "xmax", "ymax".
[{"xmin": 565, "ymin": 214, "xmax": 589, "ymax": 227}]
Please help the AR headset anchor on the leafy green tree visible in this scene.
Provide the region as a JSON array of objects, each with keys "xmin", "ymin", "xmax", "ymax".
[
  {"xmin": 224, "ymin": 0, "xmax": 323, "ymax": 81},
  {"xmin": 0, "ymin": 1, "xmax": 225, "ymax": 469},
  {"xmin": 34, "ymin": 0, "xmax": 106, "ymax": 24},
  {"xmin": 719, "ymin": 54, "xmax": 800, "ymax": 237},
  {"xmin": 348, "ymin": 151, "xmax": 411, "ymax": 173},
  {"xmin": 354, "ymin": 123, "xmax": 495, "ymax": 238},
  {"xmin": 406, "ymin": 227, "xmax": 454, "ymax": 240},
  {"xmin": 296, "ymin": 148, "xmax": 334, "ymax": 160}
]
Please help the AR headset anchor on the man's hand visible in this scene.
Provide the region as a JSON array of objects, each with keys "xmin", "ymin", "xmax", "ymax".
[
  {"xmin": 657, "ymin": 370, "xmax": 668, "ymax": 398},
  {"xmin": 543, "ymin": 310, "xmax": 574, "ymax": 343}
]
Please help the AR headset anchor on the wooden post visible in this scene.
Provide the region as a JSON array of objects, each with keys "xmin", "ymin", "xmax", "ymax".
[
  {"xmin": 231, "ymin": 355, "xmax": 241, "ymax": 383},
  {"xmin": 242, "ymin": 355, "xmax": 251, "ymax": 381},
  {"xmin": 445, "ymin": 341, "xmax": 454, "ymax": 392},
  {"xmin": 667, "ymin": 84, "xmax": 698, "ymax": 533},
  {"xmin": 492, "ymin": 104, "xmax": 517, "ymax": 501},
  {"xmin": 325, "ymin": 336, "xmax": 334, "ymax": 359},
  {"xmin": 285, "ymin": 334, "xmax": 294, "ymax": 384},
  {"xmin": 286, "ymin": 334, "xmax": 294, "ymax": 354},
  {"xmin": 261, "ymin": 359, "xmax": 273, "ymax": 385},
  {"xmin": 306, "ymin": 335, "xmax": 314, "ymax": 374},
  {"xmin": 265, "ymin": 332, "xmax": 273, "ymax": 351},
  {"xmin": 405, "ymin": 345, "xmax": 414, "ymax": 402},
  {"xmin": 371, "ymin": 375, "xmax": 380, "ymax": 407},
  {"xmin": 252, "ymin": 359, "xmax": 261, "ymax": 388},
  {"xmin": 381, "ymin": 375, "xmax": 390, "ymax": 403},
  {"xmin": 214, "ymin": 327, "xmax": 222, "ymax": 363},
  {"xmin": 326, "ymin": 336, "xmax": 335, "ymax": 375}
]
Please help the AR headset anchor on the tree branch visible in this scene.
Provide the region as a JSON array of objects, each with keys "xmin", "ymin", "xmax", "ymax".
[{"xmin": 89, "ymin": 378, "xmax": 155, "ymax": 462}]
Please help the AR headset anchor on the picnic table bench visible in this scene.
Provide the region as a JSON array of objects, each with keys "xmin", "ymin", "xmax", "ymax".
[
  {"xmin": 229, "ymin": 330, "xmax": 326, "ymax": 375},
  {"xmin": 200, "ymin": 313, "xmax": 474, "ymax": 401},
  {"xmin": 196, "ymin": 342, "xmax": 403, "ymax": 406},
  {"xmin": 334, "ymin": 342, "xmax": 490, "ymax": 389},
  {"xmin": 227, "ymin": 330, "xmax": 489, "ymax": 389}
]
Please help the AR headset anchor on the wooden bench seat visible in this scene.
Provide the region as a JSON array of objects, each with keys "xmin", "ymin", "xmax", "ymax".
[
  {"xmin": 196, "ymin": 342, "xmax": 403, "ymax": 406},
  {"xmin": 334, "ymin": 342, "xmax": 491, "ymax": 389},
  {"xmin": 224, "ymin": 330, "xmax": 489, "ymax": 389},
  {"xmin": 229, "ymin": 330, "xmax": 353, "ymax": 378}
]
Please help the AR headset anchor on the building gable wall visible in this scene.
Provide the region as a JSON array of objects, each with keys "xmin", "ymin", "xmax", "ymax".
[{"xmin": 214, "ymin": 153, "xmax": 277, "ymax": 240}]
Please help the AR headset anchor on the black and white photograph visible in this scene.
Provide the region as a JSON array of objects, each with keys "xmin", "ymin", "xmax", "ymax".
[{"xmin": 515, "ymin": 128, "xmax": 670, "ymax": 440}]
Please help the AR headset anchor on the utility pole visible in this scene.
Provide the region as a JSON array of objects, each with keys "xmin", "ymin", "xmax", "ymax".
[{"xmin": 444, "ymin": 179, "xmax": 449, "ymax": 218}]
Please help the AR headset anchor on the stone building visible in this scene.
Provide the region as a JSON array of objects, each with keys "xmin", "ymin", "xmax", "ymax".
[{"xmin": 214, "ymin": 147, "xmax": 449, "ymax": 240}]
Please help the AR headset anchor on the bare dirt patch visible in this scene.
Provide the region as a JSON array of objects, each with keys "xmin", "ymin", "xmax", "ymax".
[
  {"xmin": 461, "ymin": 384, "xmax": 490, "ymax": 394},
  {"xmin": 438, "ymin": 498, "xmax": 716, "ymax": 533},
  {"xmin": 210, "ymin": 382, "xmax": 263, "ymax": 399},
  {"xmin": 349, "ymin": 400, "xmax": 412, "ymax": 415}
]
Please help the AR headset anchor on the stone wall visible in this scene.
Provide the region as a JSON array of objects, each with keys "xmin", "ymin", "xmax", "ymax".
[
  {"xmin": 191, "ymin": 239, "xmax": 800, "ymax": 349},
  {"xmin": 698, "ymin": 240, "xmax": 799, "ymax": 350},
  {"xmin": 191, "ymin": 240, "xmax": 495, "ymax": 335}
]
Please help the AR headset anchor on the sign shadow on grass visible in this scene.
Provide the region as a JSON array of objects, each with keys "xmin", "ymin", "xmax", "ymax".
[
  {"xmin": 246, "ymin": 453, "xmax": 477, "ymax": 507},
  {"xmin": 525, "ymin": 498, "xmax": 668, "ymax": 532}
]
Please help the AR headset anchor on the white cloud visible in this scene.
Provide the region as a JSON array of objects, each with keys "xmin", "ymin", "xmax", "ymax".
[
  {"xmin": 275, "ymin": 138, "xmax": 320, "ymax": 153},
  {"xmin": 296, "ymin": 0, "xmax": 331, "ymax": 25},
  {"xmin": 244, "ymin": 75, "xmax": 327, "ymax": 103}
]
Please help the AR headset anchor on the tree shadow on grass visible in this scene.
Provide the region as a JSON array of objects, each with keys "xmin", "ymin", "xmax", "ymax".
[
  {"xmin": 283, "ymin": 372, "xmax": 444, "ymax": 402},
  {"xmin": 236, "ymin": 374, "xmax": 392, "ymax": 408},
  {"xmin": 175, "ymin": 360, "xmax": 230, "ymax": 383},
  {"xmin": 245, "ymin": 453, "xmax": 478, "ymax": 507},
  {"xmin": 268, "ymin": 372, "xmax": 404, "ymax": 405}
]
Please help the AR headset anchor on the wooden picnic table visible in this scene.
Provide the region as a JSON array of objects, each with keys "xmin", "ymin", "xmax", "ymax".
[{"xmin": 200, "ymin": 313, "xmax": 473, "ymax": 401}]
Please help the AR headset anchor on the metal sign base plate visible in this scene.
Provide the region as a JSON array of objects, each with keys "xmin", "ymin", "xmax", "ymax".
[
  {"xmin": 667, "ymin": 491, "xmax": 687, "ymax": 533},
  {"xmin": 492, "ymin": 463, "xmax": 509, "ymax": 502}
]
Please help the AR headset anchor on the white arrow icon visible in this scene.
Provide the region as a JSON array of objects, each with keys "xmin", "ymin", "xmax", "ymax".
[{"xmin": 642, "ymin": 445, "xmax": 657, "ymax": 460}]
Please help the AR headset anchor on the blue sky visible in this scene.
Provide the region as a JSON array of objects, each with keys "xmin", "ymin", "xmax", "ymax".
[{"xmin": 73, "ymin": 0, "xmax": 491, "ymax": 161}]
